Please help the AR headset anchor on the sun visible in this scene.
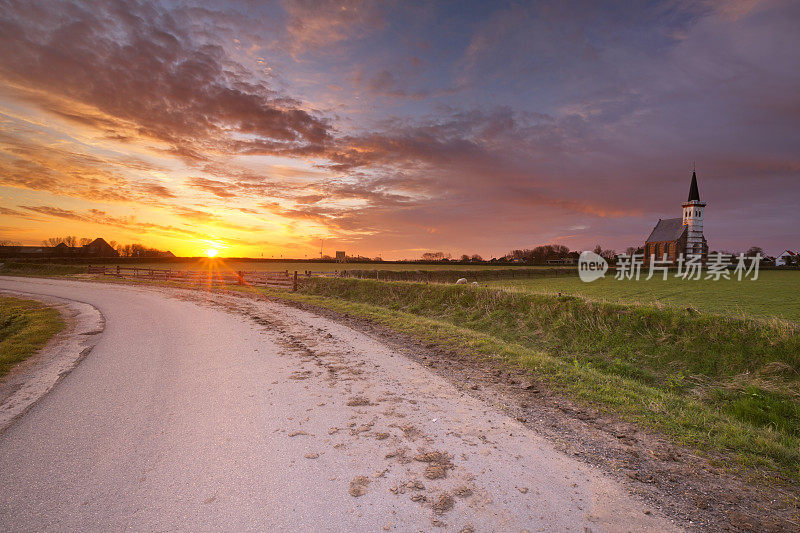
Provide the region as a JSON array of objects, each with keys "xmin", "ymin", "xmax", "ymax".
[{"xmin": 205, "ymin": 248, "xmax": 219, "ymax": 258}]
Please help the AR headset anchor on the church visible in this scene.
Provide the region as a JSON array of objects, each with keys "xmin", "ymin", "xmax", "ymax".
[{"xmin": 644, "ymin": 171, "xmax": 708, "ymax": 263}]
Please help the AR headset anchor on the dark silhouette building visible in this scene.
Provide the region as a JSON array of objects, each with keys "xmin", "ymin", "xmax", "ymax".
[{"xmin": 0, "ymin": 238, "xmax": 119, "ymax": 258}]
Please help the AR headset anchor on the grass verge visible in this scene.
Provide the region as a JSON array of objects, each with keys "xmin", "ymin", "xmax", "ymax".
[
  {"xmin": 0, "ymin": 296, "xmax": 65, "ymax": 377},
  {"xmin": 270, "ymin": 277, "xmax": 800, "ymax": 484},
  {"xmin": 0, "ymin": 262, "xmax": 86, "ymax": 277}
]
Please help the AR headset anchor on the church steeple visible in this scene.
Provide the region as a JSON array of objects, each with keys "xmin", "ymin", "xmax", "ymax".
[
  {"xmin": 682, "ymin": 169, "xmax": 707, "ymax": 259},
  {"xmin": 687, "ymin": 171, "xmax": 700, "ymax": 202}
]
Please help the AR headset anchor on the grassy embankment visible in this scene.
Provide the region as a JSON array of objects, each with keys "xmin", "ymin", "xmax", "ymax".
[
  {"xmin": 0, "ymin": 296, "xmax": 65, "ymax": 377},
  {"xmin": 272, "ymin": 277, "xmax": 800, "ymax": 484}
]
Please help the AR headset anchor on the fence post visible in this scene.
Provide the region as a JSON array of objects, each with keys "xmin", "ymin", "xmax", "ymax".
[
  {"xmin": 292, "ymin": 270, "xmax": 298, "ymax": 292},
  {"xmin": 116, "ymin": 265, "xmax": 120, "ymax": 277},
  {"xmin": 237, "ymin": 270, "xmax": 243, "ymax": 285}
]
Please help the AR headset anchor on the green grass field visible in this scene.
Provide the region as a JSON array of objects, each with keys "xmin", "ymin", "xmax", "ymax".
[
  {"xmin": 0, "ymin": 296, "xmax": 65, "ymax": 377},
  {"xmin": 487, "ymin": 270, "xmax": 800, "ymax": 323}
]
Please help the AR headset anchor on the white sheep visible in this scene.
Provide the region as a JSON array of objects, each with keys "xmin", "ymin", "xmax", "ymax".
[
  {"xmin": 472, "ymin": 281, "xmax": 479, "ymax": 286},
  {"xmin": 456, "ymin": 278, "xmax": 467, "ymax": 284}
]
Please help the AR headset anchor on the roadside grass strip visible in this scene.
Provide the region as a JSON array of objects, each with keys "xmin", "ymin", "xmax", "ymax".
[{"xmin": 0, "ymin": 296, "xmax": 65, "ymax": 377}]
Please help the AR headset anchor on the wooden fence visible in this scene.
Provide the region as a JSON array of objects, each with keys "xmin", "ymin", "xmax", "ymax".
[
  {"xmin": 86, "ymin": 265, "xmax": 577, "ymax": 290},
  {"xmin": 87, "ymin": 265, "xmax": 301, "ymax": 290},
  {"xmin": 336, "ymin": 267, "xmax": 574, "ymax": 283}
]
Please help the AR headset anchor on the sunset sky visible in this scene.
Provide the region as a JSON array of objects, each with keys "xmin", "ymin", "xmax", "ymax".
[{"xmin": 0, "ymin": 0, "xmax": 798, "ymax": 258}]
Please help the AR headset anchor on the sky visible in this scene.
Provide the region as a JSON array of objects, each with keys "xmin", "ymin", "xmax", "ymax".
[{"xmin": 0, "ymin": 0, "xmax": 798, "ymax": 259}]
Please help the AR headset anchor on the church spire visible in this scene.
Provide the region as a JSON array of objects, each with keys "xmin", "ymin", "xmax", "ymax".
[{"xmin": 687, "ymin": 171, "xmax": 700, "ymax": 202}]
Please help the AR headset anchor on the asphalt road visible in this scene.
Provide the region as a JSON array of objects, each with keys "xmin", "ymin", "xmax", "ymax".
[{"xmin": 0, "ymin": 277, "xmax": 679, "ymax": 532}]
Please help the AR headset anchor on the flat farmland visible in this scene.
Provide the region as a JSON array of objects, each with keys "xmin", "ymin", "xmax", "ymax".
[
  {"xmin": 487, "ymin": 270, "xmax": 800, "ymax": 323},
  {"xmin": 81, "ymin": 260, "xmax": 548, "ymax": 272}
]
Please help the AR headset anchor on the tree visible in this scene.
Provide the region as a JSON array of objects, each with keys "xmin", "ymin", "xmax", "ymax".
[
  {"xmin": 117, "ymin": 244, "xmax": 133, "ymax": 257},
  {"xmin": 744, "ymin": 246, "xmax": 764, "ymax": 257},
  {"xmin": 43, "ymin": 237, "xmax": 65, "ymax": 246},
  {"xmin": 505, "ymin": 244, "xmax": 572, "ymax": 264},
  {"xmin": 421, "ymin": 251, "xmax": 450, "ymax": 261},
  {"xmin": 63, "ymin": 236, "xmax": 77, "ymax": 247},
  {"xmin": 460, "ymin": 254, "xmax": 470, "ymax": 262},
  {"xmin": 593, "ymin": 244, "xmax": 616, "ymax": 261},
  {"xmin": 625, "ymin": 246, "xmax": 644, "ymax": 256},
  {"xmin": 470, "ymin": 254, "xmax": 483, "ymax": 262},
  {"xmin": 79, "ymin": 237, "xmax": 92, "ymax": 246}
]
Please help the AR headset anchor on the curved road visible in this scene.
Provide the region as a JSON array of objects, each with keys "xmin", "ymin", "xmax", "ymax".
[{"xmin": 0, "ymin": 277, "xmax": 679, "ymax": 532}]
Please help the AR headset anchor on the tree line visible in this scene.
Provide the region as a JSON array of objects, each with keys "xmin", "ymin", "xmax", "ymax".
[
  {"xmin": 418, "ymin": 243, "xmax": 779, "ymax": 264},
  {"xmin": 418, "ymin": 244, "xmax": 612, "ymax": 264}
]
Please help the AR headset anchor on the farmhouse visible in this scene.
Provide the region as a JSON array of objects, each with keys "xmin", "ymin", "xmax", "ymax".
[
  {"xmin": 775, "ymin": 250, "xmax": 797, "ymax": 267},
  {"xmin": 644, "ymin": 171, "xmax": 708, "ymax": 263}
]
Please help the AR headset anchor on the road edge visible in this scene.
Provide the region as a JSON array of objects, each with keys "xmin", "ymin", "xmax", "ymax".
[{"xmin": 0, "ymin": 289, "xmax": 105, "ymax": 434}]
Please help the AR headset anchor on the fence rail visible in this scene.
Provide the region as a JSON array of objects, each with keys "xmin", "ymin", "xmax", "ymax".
[
  {"xmin": 335, "ymin": 267, "xmax": 573, "ymax": 283},
  {"xmin": 87, "ymin": 265, "xmax": 578, "ymax": 290},
  {"xmin": 87, "ymin": 265, "xmax": 299, "ymax": 290}
]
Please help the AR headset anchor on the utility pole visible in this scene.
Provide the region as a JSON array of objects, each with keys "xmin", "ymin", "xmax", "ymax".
[{"xmin": 320, "ymin": 239, "xmax": 324, "ymax": 259}]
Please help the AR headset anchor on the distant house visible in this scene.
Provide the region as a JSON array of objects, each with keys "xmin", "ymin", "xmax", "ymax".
[
  {"xmin": 644, "ymin": 171, "xmax": 708, "ymax": 263},
  {"xmin": 546, "ymin": 257, "xmax": 577, "ymax": 265},
  {"xmin": 775, "ymin": 250, "xmax": 797, "ymax": 267},
  {"xmin": 0, "ymin": 238, "xmax": 118, "ymax": 258}
]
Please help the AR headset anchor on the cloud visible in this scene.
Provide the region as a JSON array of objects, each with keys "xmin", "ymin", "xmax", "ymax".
[
  {"xmin": 137, "ymin": 183, "xmax": 177, "ymax": 199},
  {"xmin": 0, "ymin": 205, "xmax": 39, "ymax": 219},
  {"xmin": 18, "ymin": 204, "xmax": 209, "ymax": 241},
  {"xmin": 352, "ymin": 69, "xmax": 428, "ymax": 100},
  {"xmin": 185, "ymin": 177, "xmax": 238, "ymax": 198},
  {"xmin": 280, "ymin": 0, "xmax": 385, "ymax": 55},
  {"xmin": 0, "ymin": 0, "xmax": 332, "ymax": 163},
  {"xmin": 1, "ymin": 0, "xmax": 798, "ymax": 256},
  {"xmin": 0, "ymin": 124, "xmax": 177, "ymax": 205}
]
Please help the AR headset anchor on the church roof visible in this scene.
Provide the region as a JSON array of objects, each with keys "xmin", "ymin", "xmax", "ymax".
[
  {"xmin": 646, "ymin": 217, "xmax": 686, "ymax": 242},
  {"xmin": 687, "ymin": 171, "xmax": 700, "ymax": 202}
]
